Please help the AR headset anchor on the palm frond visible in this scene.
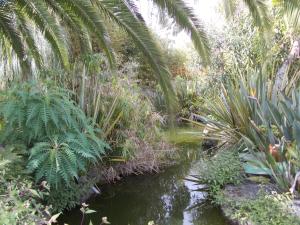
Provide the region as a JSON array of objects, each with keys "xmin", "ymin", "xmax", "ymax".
[
  {"xmin": 57, "ymin": 0, "xmax": 115, "ymax": 68},
  {"xmin": 16, "ymin": 0, "xmax": 70, "ymax": 69},
  {"xmin": 152, "ymin": 0, "xmax": 210, "ymax": 64},
  {"xmin": 14, "ymin": 6, "xmax": 43, "ymax": 69},
  {"xmin": 94, "ymin": 0, "xmax": 176, "ymax": 107},
  {"xmin": 224, "ymin": 0, "xmax": 271, "ymax": 29},
  {"xmin": 0, "ymin": 3, "xmax": 30, "ymax": 76},
  {"xmin": 273, "ymin": 0, "xmax": 300, "ymax": 27}
]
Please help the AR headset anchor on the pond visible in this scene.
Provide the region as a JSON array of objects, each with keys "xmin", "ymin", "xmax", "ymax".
[{"xmin": 59, "ymin": 143, "xmax": 230, "ymax": 225}]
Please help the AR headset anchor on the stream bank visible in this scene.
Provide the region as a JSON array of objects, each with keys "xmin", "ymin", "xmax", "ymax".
[
  {"xmin": 219, "ymin": 181, "xmax": 300, "ymax": 225},
  {"xmin": 59, "ymin": 143, "xmax": 230, "ymax": 225}
]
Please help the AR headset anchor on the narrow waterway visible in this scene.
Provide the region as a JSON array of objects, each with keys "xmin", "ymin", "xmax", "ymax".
[{"xmin": 59, "ymin": 143, "xmax": 229, "ymax": 225}]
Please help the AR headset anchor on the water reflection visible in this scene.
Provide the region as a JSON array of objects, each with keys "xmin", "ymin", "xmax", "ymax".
[{"xmin": 59, "ymin": 145, "xmax": 229, "ymax": 225}]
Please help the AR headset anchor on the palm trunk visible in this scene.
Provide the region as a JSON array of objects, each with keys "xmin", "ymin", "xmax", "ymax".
[{"xmin": 271, "ymin": 39, "xmax": 300, "ymax": 102}]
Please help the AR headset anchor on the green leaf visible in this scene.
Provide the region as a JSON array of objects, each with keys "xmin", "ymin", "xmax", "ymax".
[
  {"xmin": 85, "ymin": 209, "xmax": 97, "ymax": 214},
  {"xmin": 293, "ymin": 121, "xmax": 300, "ymax": 147}
]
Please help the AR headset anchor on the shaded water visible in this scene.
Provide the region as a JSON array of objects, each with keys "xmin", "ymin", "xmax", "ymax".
[{"xmin": 59, "ymin": 144, "xmax": 229, "ymax": 225}]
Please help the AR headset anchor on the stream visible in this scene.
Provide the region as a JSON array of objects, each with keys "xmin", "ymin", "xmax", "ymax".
[{"xmin": 59, "ymin": 143, "xmax": 230, "ymax": 225}]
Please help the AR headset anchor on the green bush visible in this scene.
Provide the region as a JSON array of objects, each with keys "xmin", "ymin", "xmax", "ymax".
[
  {"xmin": 95, "ymin": 78, "xmax": 165, "ymax": 160},
  {"xmin": 151, "ymin": 77, "xmax": 204, "ymax": 118},
  {"xmin": 0, "ymin": 82, "xmax": 89, "ymax": 145},
  {"xmin": 191, "ymin": 150, "xmax": 244, "ymax": 195},
  {"xmin": 0, "ymin": 149, "xmax": 48, "ymax": 225},
  {"xmin": 0, "ymin": 82, "xmax": 109, "ymax": 189},
  {"xmin": 46, "ymin": 180, "xmax": 94, "ymax": 212},
  {"xmin": 27, "ymin": 133, "xmax": 107, "ymax": 188}
]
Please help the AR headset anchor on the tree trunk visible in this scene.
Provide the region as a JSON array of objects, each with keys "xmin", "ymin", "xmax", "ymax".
[{"xmin": 271, "ymin": 39, "xmax": 300, "ymax": 102}]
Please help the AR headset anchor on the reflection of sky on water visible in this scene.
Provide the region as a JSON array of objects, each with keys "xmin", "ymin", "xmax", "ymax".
[{"xmin": 183, "ymin": 161, "xmax": 208, "ymax": 225}]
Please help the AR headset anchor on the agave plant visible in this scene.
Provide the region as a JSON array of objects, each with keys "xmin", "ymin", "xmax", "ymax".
[
  {"xmin": 189, "ymin": 70, "xmax": 271, "ymax": 145},
  {"xmin": 240, "ymin": 89, "xmax": 300, "ymax": 191}
]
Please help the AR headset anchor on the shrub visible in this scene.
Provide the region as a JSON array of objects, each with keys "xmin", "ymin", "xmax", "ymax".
[
  {"xmin": 0, "ymin": 82, "xmax": 89, "ymax": 145},
  {"xmin": 0, "ymin": 82, "xmax": 109, "ymax": 189},
  {"xmin": 46, "ymin": 180, "xmax": 95, "ymax": 212},
  {"xmin": 27, "ymin": 133, "xmax": 107, "ymax": 188},
  {"xmin": 95, "ymin": 78, "xmax": 167, "ymax": 161},
  {"xmin": 189, "ymin": 149, "xmax": 244, "ymax": 195},
  {"xmin": 0, "ymin": 149, "xmax": 48, "ymax": 225},
  {"xmin": 150, "ymin": 77, "xmax": 204, "ymax": 118}
]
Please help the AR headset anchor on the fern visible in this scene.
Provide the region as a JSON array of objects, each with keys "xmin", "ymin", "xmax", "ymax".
[
  {"xmin": 0, "ymin": 82, "xmax": 89, "ymax": 144},
  {"xmin": 27, "ymin": 132, "xmax": 108, "ymax": 188},
  {"xmin": 0, "ymin": 82, "xmax": 109, "ymax": 188}
]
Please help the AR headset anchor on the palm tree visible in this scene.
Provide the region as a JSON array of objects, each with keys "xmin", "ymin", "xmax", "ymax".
[
  {"xmin": 223, "ymin": 0, "xmax": 271, "ymax": 28},
  {"xmin": 0, "ymin": 0, "xmax": 216, "ymax": 106},
  {"xmin": 0, "ymin": 0, "xmax": 280, "ymax": 98}
]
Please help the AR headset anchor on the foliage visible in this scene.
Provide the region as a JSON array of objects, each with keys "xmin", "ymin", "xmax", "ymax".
[
  {"xmin": 196, "ymin": 66, "xmax": 300, "ymax": 192},
  {"xmin": 203, "ymin": 7, "xmax": 290, "ymax": 94},
  {"xmin": 50, "ymin": 59, "xmax": 170, "ymax": 162},
  {"xmin": 0, "ymin": 0, "xmax": 216, "ymax": 108},
  {"xmin": 150, "ymin": 77, "xmax": 205, "ymax": 118},
  {"xmin": 0, "ymin": 82, "xmax": 109, "ymax": 189},
  {"xmin": 241, "ymin": 87, "xmax": 300, "ymax": 190},
  {"xmin": 223, "ymin": 0, "xmax": 271, "ymax": 29},
  {"xmin": 226, "ymin": 192, "xmax": 300, "ymax": 225},
  {"xmin": 46, "ymin": 179, "xmax": 96, "ymax": 212},
  {"xmin": 27, "ymin": 133, "xmax": 107, "ymax": 188},
  {"xmin": 188, "ymin": 149, "xmax": 244, "ymax": 195},
  {"xmin": 191, "ymin": 70, "xmax": 269, "ymax": 145},
  {"xmin": 0, "ymin": 148, "xmax": 49, "ymax": 225},
  {"xmin": 0, "ymin": 82, "xmax": 89, "ymax": 145},
  {"xmin": 94, "ymin": 77, "xmax": 170, "ymax": 163}
]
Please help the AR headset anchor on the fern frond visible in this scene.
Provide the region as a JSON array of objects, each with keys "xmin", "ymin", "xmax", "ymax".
[{"xmin": 28, "ymin": 132, "xmax": 107, "ymax": 188}]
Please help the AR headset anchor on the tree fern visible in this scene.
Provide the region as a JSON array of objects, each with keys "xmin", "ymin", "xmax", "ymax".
[
  {"xmin": 27, "ymin": 133, "xmax": 108, "ymax": 188},
  {"xmin": 0, "ymin": 82, "xmax": 90, "ymax": 144},
  {"xmin": 0, "ymin": 82, "xmax": 109, "ymax": 188}
]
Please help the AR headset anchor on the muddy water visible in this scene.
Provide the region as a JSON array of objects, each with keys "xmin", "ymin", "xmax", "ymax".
[{"xmin": 59, "ymin": 144, "xmax": 229, "ymax": 225}]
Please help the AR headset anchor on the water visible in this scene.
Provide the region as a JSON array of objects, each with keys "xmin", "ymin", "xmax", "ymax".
[{"xmin": 59, "ymin": 144, "xmax": 229, "ymax": 225}]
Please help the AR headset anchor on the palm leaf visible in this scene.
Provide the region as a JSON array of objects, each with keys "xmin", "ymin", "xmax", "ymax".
[
  {"xmin": 95, "ymin": 0, "xmax": 176, "ymax": 107},
  {"xmin": 152, "ymin": 0, "xmax": 210, "ymax": 64},
  {"xmin": 224, "ymin": 0, "xmax": 271, "ymax": 29}
]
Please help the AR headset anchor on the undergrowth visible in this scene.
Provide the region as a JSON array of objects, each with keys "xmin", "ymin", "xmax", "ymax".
[
  {"xmin": 191, "ymin": 149, "xmax": 244, "ymax": 195},
  {"xmin": 0, "ymin": 147, "xmax": 49, "ymax": 225},
  {"xmin": 216, "ymin": 191, "xmax": 300, "ymax": 225}
]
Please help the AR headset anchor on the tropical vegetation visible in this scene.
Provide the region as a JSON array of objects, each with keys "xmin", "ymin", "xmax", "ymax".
[{"xmin": 2, "ymin": 0, "xmax": 300, "ymax": 224}]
